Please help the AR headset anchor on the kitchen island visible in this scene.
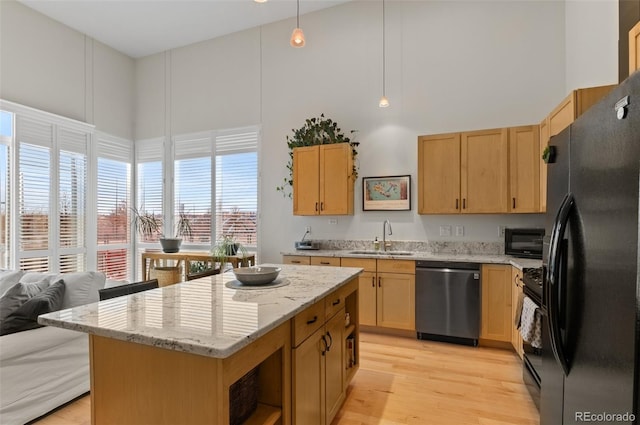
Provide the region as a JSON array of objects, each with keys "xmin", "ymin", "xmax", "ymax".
[{"xmin": 39, "ymin": 264, "xmax": 362, "ymax": 425}]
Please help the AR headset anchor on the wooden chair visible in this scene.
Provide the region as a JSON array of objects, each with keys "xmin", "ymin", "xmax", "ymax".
[{"xmin": 99, "ymin": 279, "xmax": 159, "ymax": 301}]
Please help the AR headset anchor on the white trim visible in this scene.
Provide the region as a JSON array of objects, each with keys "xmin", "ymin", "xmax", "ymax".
[{"xmin": 0, "ymin": 99, "xmax": 95, "ymax": 134}]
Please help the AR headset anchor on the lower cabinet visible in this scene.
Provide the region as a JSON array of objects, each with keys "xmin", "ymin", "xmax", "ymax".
[
  {"xmin": 511, "ymin": 266, "xmax": 524, "ymax": 359},
  {"xmin": 292, "ymin": 278, "xmax": 359, "ymax": 425},
  {"xmin": 293, "ymin": 310, "xmax": 345, "ymax": 425},
  {"xmin": 480, "ymin": 264, "xmax": 513, "ymax": 343},
  {"xmin": 341, "ymin": 258, "xmax": 415, "ymax": 331}
]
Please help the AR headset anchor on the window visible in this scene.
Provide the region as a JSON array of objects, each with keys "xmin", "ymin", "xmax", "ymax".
[
  {"xmin": 174, "ymin": 133, "xmax": 212, "ymax": 246},
  {"xmin": 136, "ymin": 139, "xmax": 164, "ymax": 243},
  {"xmin": 14, "ymin": 114, "xmax": 90, "ymax": 272},
  {"xmin": 96, "ymin": 133, "xmax": 132, "ymax": 281},
  {"xmin": 0, "ymin": 111, "xmax": 12, "ymax": 269},
  {"xmin": 215, "ymin": 131, "xmax": 258, "ymax": 248}
]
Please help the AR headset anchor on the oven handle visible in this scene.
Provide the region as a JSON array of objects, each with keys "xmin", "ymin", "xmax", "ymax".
[{"xmin": 546, "ymin": 193, "xmax": 574, "ymax": 376}]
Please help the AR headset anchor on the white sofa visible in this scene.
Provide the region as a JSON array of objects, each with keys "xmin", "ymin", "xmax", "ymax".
[{"xmin": 0, "ymin": 270, "xmax": 110, "ymax": 425}]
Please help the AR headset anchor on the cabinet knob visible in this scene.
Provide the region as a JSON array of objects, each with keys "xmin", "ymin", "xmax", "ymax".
[
  {"xmin": 371, "ymin": 276, "xmax": 375, "ymax": 287},
  {"xmin": 378, "ymin": 277, "xmax": 381, "ymax": 287},
  {"xmin": 315, "ymin": 202, "xmax": 319, "ymax": 211},
  {"xmin": 512, "ymin": 197, "xmax": 516, "ymax": 209},
  {"xmin": 321, "ymin": 334, "xmax": 328, "ymax": 356},
  {"xmin": 332, "ymin": 299, "xmax": 340, "ymax": 306},
  {"xmin": 463, "ymin": 198, "xmax": 466, "ymax": 209},
  {"xmin": 320, "ymin": 261, "xmax": 330, "ymax": 265},
  {"xmin": 326, "ymin": 331, "xmax": 333, "ymax": 351},
  {"xmin": 320, "ymin": 202, "xmax": 324, "ymax": 211},
  {"xmin": 306, "ymin": 315, "xmax": 318, "ymax": 325},
  {"xmin": 455, "ymin": 199, "xmax": 459, "ymax": 210}
]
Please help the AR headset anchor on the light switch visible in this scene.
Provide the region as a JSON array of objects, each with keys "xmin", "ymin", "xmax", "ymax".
[
  {"xmin": 439, "ymin": 225, "xmax": 451, "ymax": 237},
  {"xmin": 455, "ymin": 226, "xmax": 464, "ymax": 237}
]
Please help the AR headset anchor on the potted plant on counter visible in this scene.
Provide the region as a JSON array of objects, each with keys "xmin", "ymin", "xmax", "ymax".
[
  {"xmin": 159, "ymin": 211, "xmax": 193, "ymax": 253},
  {"xmin": 211, "ymin": 234, "xmax": 247, "ymax": 270}
]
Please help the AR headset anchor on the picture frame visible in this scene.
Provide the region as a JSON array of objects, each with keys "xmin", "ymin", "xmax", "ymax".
[{"xmin": 362, "ymin": 175, "xmax": 411, "ymax": 211}]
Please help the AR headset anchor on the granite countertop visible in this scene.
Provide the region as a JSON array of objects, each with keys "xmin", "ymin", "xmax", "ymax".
[
  {"xmin": 38, "ymin": 265, "xmax": 362, "ymax": 359},
  {"xmin": 281, "ymin": 249, "xmax": 542, "ymax": 270}
]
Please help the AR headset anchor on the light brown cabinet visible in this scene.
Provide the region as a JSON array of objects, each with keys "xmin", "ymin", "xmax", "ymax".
[
  {"xmin": 419, "ymin": 127, "xmax": 536, "ymax": 214},
  {"xmin": 630, "ymin": 20, "xmax": 640, "ymax": 75},
  {"xmin": 282, "ymin": 255, "xmax": 312, "ymax": 265},
  {"xmin": 310, "ymin": 256, "xmax": 340, "ymax": 267},
  {"xmin": 539, "ymin": 84, "xmax": 616, "ymax": 212},
  {"xmin": 292, "ymin": 279, "xmax": 358, "ymax": 425},
  {"xmin": 511, "ymin": 266, "xmax": 524, "ymax": 359},
  {"xmin": 341, "ymin": 258, "xmax": 415, "ymax": 331},
  {"xmin": 293, "ymin": 143, "xmax": 354, "ymax": 216},
  {"xmin": 509, "ymin": 126, "xmax": 540, "ymax": 213},
  {"xmin": 480, "ymin": 264, "xmax": 513, "ymax": 343}
]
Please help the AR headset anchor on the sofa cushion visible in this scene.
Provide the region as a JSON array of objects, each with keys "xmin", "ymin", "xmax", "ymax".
[
  {"xmin": 0, "ymin": 280, "xmax": 66, "ymax": 336},
  {"xmin": 0, "ymin": 280, "xmax": 50, "ymax": 325},
  {"xmin": 19, "ymin": 272, "xmax": 57, "ymax": 285},
  {"xmin": 0, "ymin": 270, "xmax": 25, "ymax": 297},
  {"xmin": 57, "ymin": 271, "xmax": 106, "ymax": 309}
]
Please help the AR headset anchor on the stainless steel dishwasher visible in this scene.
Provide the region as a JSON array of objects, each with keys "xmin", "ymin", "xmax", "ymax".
[{"xmin": 415, "ymin": 261, "xmax": 481, "ymax": 346}]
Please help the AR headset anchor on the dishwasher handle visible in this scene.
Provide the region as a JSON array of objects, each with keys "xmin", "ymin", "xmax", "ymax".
[{"xmin": 416, "ymin": 261, "xmax": 480, "ymax": 271}]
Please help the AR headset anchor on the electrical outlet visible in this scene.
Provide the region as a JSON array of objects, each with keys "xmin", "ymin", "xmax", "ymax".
[
  {"xmin": 329, "ymin": 219, "xmax": 338, "ymax": 225},
  {"xmin": 498, "ymin": 225, "xmax": 506, "ymax": 237},
  {"xmin": 455, "ymin": 225, "xmax": 464, "ymax": 237},
  {"xmin": 305, "ymin": 226, "xmax": 311, "ymax": 233},
  {"xmin": 439, "ymin": 225, "xmax": 452, "ymax": 237}
]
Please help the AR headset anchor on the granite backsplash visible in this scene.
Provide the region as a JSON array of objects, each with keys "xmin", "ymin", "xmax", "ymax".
[{"xmin": 312, "ymin": 240, "xmax": 504, "ymax": 255}]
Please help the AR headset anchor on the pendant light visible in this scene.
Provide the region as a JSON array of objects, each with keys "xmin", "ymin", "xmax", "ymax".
[
  {"xmin": 290, "ymin": 0, "xmax": 305, "ymax": 48},
  {"xmin": 379, "ymin": 0, "xmax": 389, "ymax": 107}
]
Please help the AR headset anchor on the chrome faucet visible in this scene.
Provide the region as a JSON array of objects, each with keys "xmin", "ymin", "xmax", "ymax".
[{"xmin": 382, "ymin": 219, "xmax": 392, "ymax": 251}]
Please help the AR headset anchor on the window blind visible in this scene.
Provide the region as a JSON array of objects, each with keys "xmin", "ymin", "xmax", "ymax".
[
  {"xmin": 215, "ymin": 130, "xmax": 258, "ymax": 247},
  {"xmin": 136, "ymin": 139, "xmax": 163, "ymax": 242},
  {"xmin": 174, "ymin": 133, "xmax": 212, "ymax": 244},
  {"xmin": 96, "ymin": 134, "xmax": 132, "ymax": 281}
]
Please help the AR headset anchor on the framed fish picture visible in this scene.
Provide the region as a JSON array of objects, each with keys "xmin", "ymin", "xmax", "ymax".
[{"xmin": 362, "ymin": 175, "xmax": 411, "ymax": 211}]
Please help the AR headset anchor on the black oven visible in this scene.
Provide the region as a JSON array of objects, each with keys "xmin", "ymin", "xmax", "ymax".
[{"xmin": 522, "ymin": 267, "xmax": 542, "ymax": 410}]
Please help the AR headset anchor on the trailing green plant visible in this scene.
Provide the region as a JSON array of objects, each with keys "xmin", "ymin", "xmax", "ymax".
[{"xmin": 276, "ymin": 114, "xmax": 359, "ymax": 197}]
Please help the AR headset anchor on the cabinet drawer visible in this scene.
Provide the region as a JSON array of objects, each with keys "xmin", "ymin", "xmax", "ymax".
[
  {"xmin": 310, "ymin": 256, "xmax": 340, "ymax": 267},
  {"xmin": 377, "ymin": 259, "xmax": 415, "ymax": 274},
  {"xmin": 340, "ymin": 257, "xmax": 376, "ymax": 272},
  {"xmin": 282, "ymin": 255, "xmax": 311, "ymax": 265},
  {"xmin": 324, "ymin": 291, "xmax": 345, "ymax": 321},
  {"xmin": 293, "ymin": 299, "xmax": 325, "ymax": 347}
]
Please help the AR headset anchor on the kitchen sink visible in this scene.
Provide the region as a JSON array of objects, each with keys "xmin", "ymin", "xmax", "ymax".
[{"xmin": 348, "ymin": 250, "xmax": 414, "ymax": 256}]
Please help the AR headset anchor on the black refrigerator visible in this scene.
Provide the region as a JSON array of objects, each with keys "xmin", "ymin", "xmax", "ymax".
[{"xmin": 540, "ymin": 71, "xmax": 640, "ymax": 425}]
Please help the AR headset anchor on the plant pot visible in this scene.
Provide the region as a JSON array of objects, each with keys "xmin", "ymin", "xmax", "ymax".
[
  {"xmin": 160, "ymin": 238, "xmax": 182, "ymax": 253},
  {"xmin": 225, "ymin": 243, "xmax": 239, "ymax": 256}
]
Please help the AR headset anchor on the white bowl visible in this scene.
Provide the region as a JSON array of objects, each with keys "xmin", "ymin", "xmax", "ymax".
[{"xmin": 232, "ymin": 266, "xmax": 281, "ymax": 285}]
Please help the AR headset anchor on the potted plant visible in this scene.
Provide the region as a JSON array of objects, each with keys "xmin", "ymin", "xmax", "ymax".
[
  {"xmin": 211, "ymin": 234, "xmax": 247, "ymax": 269},
  {"xmin": 131, "ymin": 206, "xmax": 161, "ymax": 241},
  {"xmin": 276, "ymin": 113, "xmax": 358, "ymax": 197},
  {"xmin": 159, "ymin": 211, "xmax": 193, "ymax": 253}
]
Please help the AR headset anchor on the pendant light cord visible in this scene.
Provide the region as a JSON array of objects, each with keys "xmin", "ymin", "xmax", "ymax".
[
  {"xmin": 382, "ymin": 0, "xmax": 386, "ymax": 96},
  {"xmin": 297, "ymin": 0, "xmax": 300, "ymax": 28}
]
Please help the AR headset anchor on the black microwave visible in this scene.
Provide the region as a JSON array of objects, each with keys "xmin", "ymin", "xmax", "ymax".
[{"xmin": 505, "ymin": 228, "xmax": 544, "ymax": 259}]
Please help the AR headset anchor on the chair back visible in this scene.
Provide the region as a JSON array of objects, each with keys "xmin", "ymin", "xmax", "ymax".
[{"xmin": 99, "ymin": 279, "xmax": 159, "ymax": 301}]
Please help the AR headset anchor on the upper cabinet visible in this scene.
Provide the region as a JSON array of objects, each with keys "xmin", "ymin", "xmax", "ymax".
[
  {"xmin": 538, "ymin": 84, "xmax": 616, "ymax": 212},
  {"xmin": 293, "ymin": 143, "xmax": 354, "ymax": 216},
  {"xmin": 630, "ymin": 20, "xmax": 640, "ymax": 75},
  {"xmin": 419, "ymin": 126, "xmax": 536, "ymax": 214},
  {"xmin": 509, "ymin": 126, "xmax": 540, "ymax": 213}
]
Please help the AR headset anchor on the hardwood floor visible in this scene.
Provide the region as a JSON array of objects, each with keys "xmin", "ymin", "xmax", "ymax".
[{"xmin": 32, "ymin": 332, "xmax": 538, "ymax": 425}]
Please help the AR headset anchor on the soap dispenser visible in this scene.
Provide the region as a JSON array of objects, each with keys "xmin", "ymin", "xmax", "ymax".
[{"xmin": 373, "ymin": 237, "xmax": 380, "ymax": 251}]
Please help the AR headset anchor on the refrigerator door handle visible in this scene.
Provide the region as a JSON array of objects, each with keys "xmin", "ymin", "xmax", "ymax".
[{"xmin": 547, "ymin": 193, "xmax": 574, "ymax": 376}]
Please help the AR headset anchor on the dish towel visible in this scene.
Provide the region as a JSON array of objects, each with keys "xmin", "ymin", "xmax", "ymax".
[{"xmin": 519, "ymin": 296, "xmax": 542, "ymax": 349}]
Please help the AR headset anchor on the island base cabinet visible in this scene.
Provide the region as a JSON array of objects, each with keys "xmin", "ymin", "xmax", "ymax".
[
  {"xmin": 292, "ymin": 308, "xmax": 345, "ymax": 425},
  {"xmin": 89, "ymin": 321, "xmax": 291, "ymax": 425}
]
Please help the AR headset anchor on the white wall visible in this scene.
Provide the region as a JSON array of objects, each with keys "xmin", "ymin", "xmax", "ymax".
[
  {"xmin": 0, "ymin": 0, "xmax": 135, "ymax": 140},
  {"xmin": 565, "ymin": 0, "xmax": 618, "ymax": 93}
]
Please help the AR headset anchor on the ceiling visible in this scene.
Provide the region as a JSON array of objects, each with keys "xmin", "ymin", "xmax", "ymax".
[{"xmin": 18, "ymin": 0, "xmax": 349, "ymax": 58}]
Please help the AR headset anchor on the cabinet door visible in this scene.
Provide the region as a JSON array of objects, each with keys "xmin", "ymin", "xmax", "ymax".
[
  {"xmin": 293, "ymin": 326, "xmax": 326, "ymax": 425},
  {"xmin": 511, "ymin": 267, "xmax": 524, "ymax": 359},
  {"xmin": 509, "ymin": 126, "xmax": 540, "ymax": 213},
  {"xmin": 548, "ymin": 93, "xmax": 575, "ymax": 138},
  {"xmin": 461, "ymin": 128, "xmax": 508, "ymax": 213},
  {"xmin": 631, "ymin": 20, "xmax": 640, "ymax": 74},
  {"xmin": 319, "ymin": 143, "xmax": 353, "ymax": 215},
  {"xmin": 418, "ymin": 133, "xmax": 461, "ymax": 214},
  {"xmin": 481, "ymin": 264, "xmax": 512, "ymax": 342},
  {"xmin": 324, "ymin": 310, "xmax": 345, "ymax": 425},
  {"xmin": 376, "ymin": 272, "xmax": 415, "ymax": 330},
  {"xmin": 539, "ymin": 118, "xmax": 549, "ymax": 213},
  {"xmin": 357, "ymin": 271, "xmax": 377, "ymax": 326},
  {"xmin": 293, "ymin": 146, "xmax": 320, "ymax": 216}
]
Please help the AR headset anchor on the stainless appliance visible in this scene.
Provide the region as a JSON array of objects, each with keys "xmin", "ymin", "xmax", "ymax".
[
  {"xmin": 415, "ymin": 261, "xmax": 480, "ymax": 346},
  {"xmin": 541, "ymin": 72, "xmax": 640, "ymax": 424},
  {"xmin": 522, "ymin": 266, "xmax": 543, "ymax": 410},
  {"xmin": 505, "ymin": 228, "xmax": 544, "ymax": 259}
]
